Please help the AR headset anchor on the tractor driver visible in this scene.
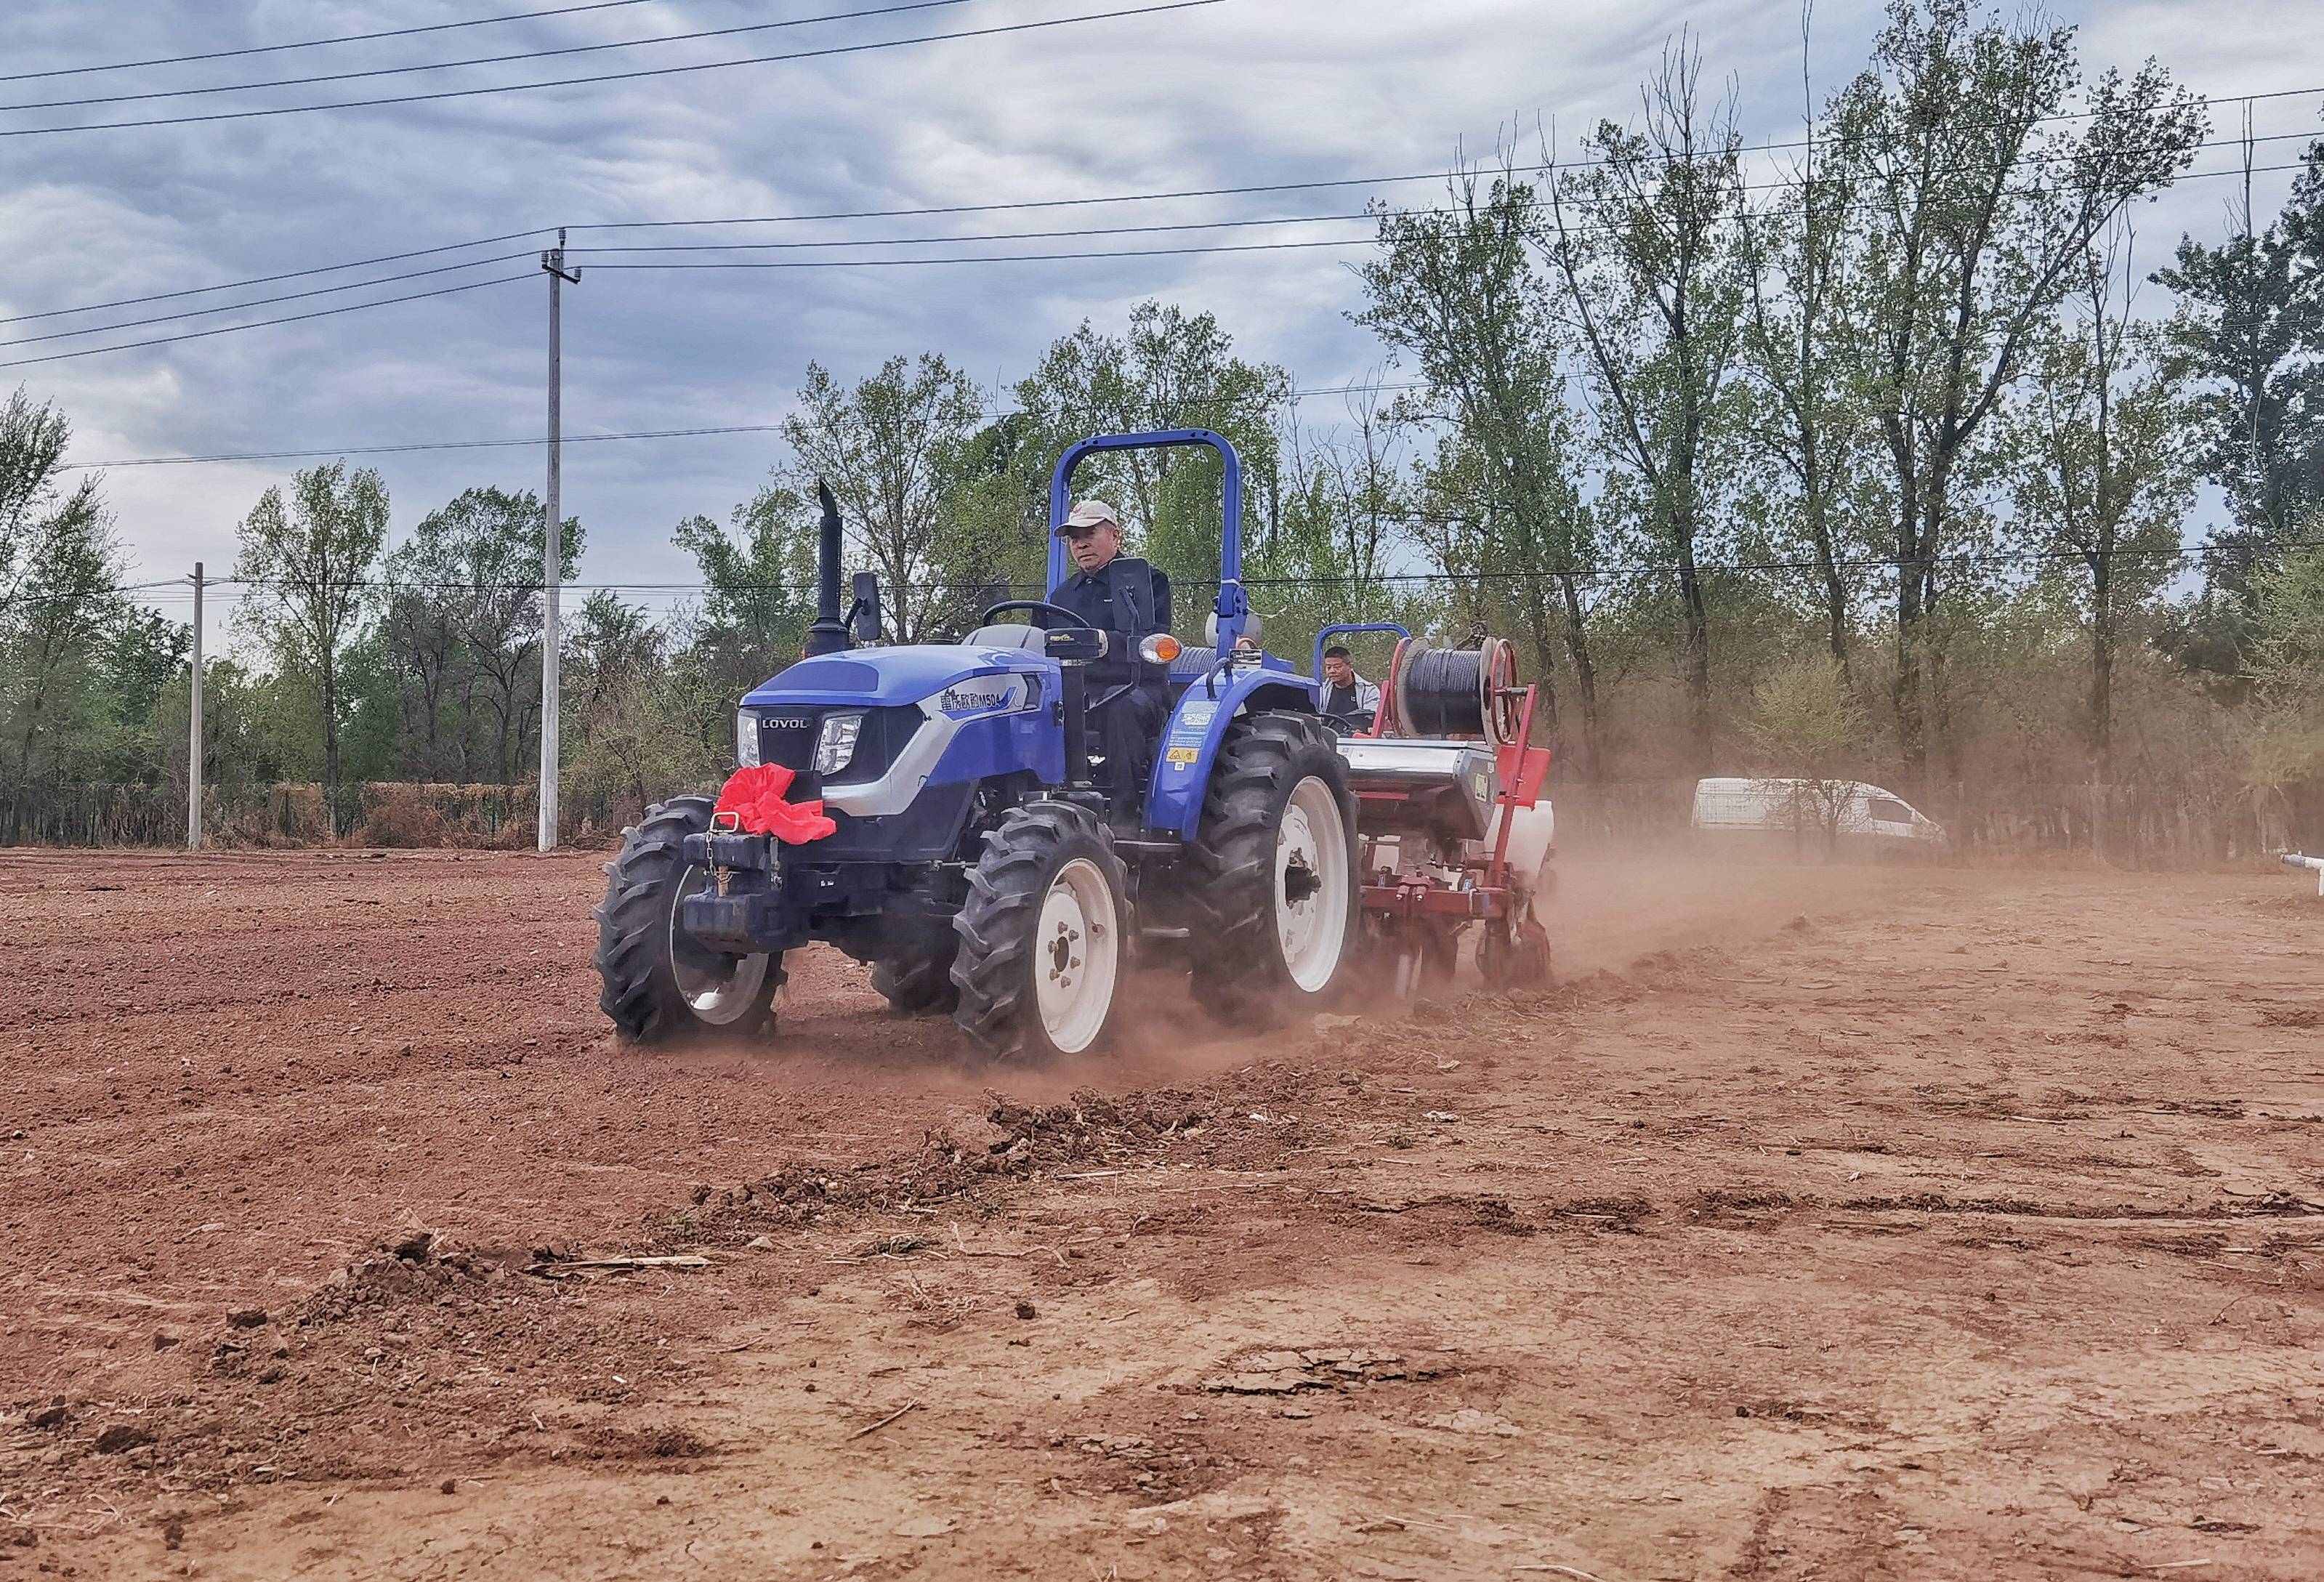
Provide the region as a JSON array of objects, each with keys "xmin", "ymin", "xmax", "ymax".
[
  {"xmin": 1320, "ymin": 645, "xmax": 1381, "ymax": 733},
  {"xmin": 1054, "ymin": 499, "xmax": 1173, "ymax": 820}
]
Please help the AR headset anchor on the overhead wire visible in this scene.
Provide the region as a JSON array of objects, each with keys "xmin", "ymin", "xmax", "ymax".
[
  {"xmin": 0, "ymin": 227, "xmax": 556, "ymax": 327},
  {"xmin": 0, "ymin": 0, "xmax": 1230, "ymax": 137},
  {"xmin": 0, "ymin": 274, "xmax": 533, "ymax": 371},
  {"xmin": 0, "ymin": 0, "xmax": 978, "ymax": 113},
  {"xmin": 17, "ymin": 152, "xmax": 2320, "ymax": 371},
  {"xmin": 0, "ymin": 251, "xmax": 541, "ymax": 349},
  {"xmin": 0, "ymin": 0, "xmax": 669, "ymax": 82},
  {"xmin": 58, "ymin": 536, "xmax": 2317, "ymax": 614},
  {"xmin": 57, "ymin": 382, "xmax": 1432, "ymax": 470},
  {"xmin": 15, "ymin": 106, "xmax": 2320, "ymax": 328}
]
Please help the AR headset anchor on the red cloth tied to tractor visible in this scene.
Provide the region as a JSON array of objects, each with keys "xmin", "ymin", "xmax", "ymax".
[{"xmin": 711, "ymin": 764, "xmax": 836, "ymax": 844}]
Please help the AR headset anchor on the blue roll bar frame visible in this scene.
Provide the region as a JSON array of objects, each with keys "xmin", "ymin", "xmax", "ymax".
[{"xmin": 1046, "ymin": 429, "xmax": 1249, "ymax": 650}]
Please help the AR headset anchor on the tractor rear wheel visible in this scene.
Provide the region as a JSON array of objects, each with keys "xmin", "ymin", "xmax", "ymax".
[
  {"xmin": 872, "ymin": 941, "xmax": 960, "ymax": 1016},
  {"xmin": 951, "ymin": 800, "xmax": 1129, "ymax": 1060},
  {"xmin": 1183, "ymin": 711, "xmax": 1359, "ymax": 1021},
  {"xmin": 594, "ymin": 795, "xmax": 784, "ymax": 1041}
]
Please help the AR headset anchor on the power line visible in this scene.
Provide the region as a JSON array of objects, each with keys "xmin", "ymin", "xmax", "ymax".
[
  {"xmin": 564, "ymin": 92, "xmax": 2324, "ymax": 235},
  {"xmin": 15, "ymin": 108, "xmax": 2317, "ymax": 329},
  {"xmin": 0, "ymin": 274, "xmax": 533, "ymax": 371},
  {"xmin": 0, "ymin": 251, "xmax": 538, "ymax": 350},
  {"xmin": 66, "ymin": 536, "xmax": 2310, "ymax": 612},
  {"xmin": 568, "ymin": 211, "xmax": 1385, "ymax": 254},
  {"xmin": 19, "ymin": 153, "xmax": 2315, "ymax": 372},
  {"xmin": 586, "ymin": 235, "xmax": 1372, "ymax": 270},
  {"xmin": 0, "ymin": 0, "xmax": 1230, "ymax": 137},
  {"xmin": 57, "ymin": 382, "xmax": 1429, "ymax": 470},
  {"xmin": 0, "ymin": 0, "xmax": 668, "ymax": 83},
  {"xmin": 0, "ymin": 230, "xmax": 554, "ymax": 328},
  {"xmin": 0, "ymin": 0, "xmax": 975, "ymax": 114},
  {"xmin": 24, "ymin": 130, "xmax": 2311, "ymax": 352}
]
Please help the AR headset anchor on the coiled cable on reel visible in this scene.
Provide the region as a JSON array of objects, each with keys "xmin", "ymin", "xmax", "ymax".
[{"xmin": 1382, "ymin": 636, "xmax": 1522, "ymax": 746}]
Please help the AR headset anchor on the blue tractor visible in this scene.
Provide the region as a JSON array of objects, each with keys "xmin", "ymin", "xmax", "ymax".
[{"xmin": 593, "ymin": 431, "xmax": 1360, "ymax": 1060}]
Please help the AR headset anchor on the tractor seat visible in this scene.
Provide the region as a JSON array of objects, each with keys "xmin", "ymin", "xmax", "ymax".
[{"xmin": 962, "ymin": 624, "xmax": 1046, "ymax": 650}]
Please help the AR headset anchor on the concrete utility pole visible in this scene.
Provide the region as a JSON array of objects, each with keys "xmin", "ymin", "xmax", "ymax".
[
  {"xmin": 538, "ymin": 230, "xmax": 581, "ymax": 852},
  {"xmin": 187, "ymin": 562, "xmax": 203, "ymax": 851}
]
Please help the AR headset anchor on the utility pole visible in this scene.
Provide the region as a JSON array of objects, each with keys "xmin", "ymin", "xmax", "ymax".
[
  {"xmin": 187, "ymin": 562, "xmax": 203, "ymax": 851},
  {"xmin": 538, "ymin": 229, "xmax": 581, "ymax": 852}
]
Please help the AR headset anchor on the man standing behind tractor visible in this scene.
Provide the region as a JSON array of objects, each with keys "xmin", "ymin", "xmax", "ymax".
[
  {"xmin": 1320, "ymin": 645, "xmax": 1381, "ymax": 732},
  {"xmin": 1052, "ymin": 499, "xmax": 1173, "ymax": 819}
]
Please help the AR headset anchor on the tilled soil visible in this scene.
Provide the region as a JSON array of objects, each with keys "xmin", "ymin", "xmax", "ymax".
[{"xmin": 1, "ymin": 846, "xmax": 2319, "ymax": 1581}]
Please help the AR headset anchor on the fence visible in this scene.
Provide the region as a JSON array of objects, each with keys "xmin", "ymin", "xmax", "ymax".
[{"xmin": 0, "ymin": 781, "xmax": 630, "ymax": 849}]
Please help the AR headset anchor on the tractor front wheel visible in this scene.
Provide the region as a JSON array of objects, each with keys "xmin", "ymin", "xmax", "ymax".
[
  {"xmin": 951, "ymin": 801, "xmax": 1129, "ymax": 1060},
  {"xmin": 1184, "ymin": 711, "xmax": 1359, "ymax": 1021},
  {"xmin": 594, "ymin": 795, "xmax": 784, "ymax": 1042}
]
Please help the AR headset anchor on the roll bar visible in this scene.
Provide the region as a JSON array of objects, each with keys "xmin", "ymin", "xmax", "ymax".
[
  {"xmin": 1312, "ymin": 622, "xmax": 1411, "ymax": 680},
  {"xmin": 1046, "ymin": 429, "xmax": 1248, "ymax": 650}
]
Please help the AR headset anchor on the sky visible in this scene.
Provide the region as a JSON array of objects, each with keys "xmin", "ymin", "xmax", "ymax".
[{"xmin": 6, "ymin": 0, "xmax": 2323, "ymax": 636}]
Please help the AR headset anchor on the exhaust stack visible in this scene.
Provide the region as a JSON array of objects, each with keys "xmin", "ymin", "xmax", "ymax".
[{"xmin": 803, "ymin": 479, "xmax": 850, "ymax": 657}]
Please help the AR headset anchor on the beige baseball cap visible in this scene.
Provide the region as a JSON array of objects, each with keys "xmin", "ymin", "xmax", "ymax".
[{"xmin": 1055, "ymin": 499, "xmax": 1121, "ymax": 536}]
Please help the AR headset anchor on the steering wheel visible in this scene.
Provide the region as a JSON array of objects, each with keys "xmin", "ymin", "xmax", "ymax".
[{"xmin": 978, "ymin": 599, "xmax": 1087, "ymax": 630}]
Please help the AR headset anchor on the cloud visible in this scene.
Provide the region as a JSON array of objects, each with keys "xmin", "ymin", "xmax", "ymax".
[{"xmin": 3, "ymin": 0, "xmax": 2317, "ymax": 609}]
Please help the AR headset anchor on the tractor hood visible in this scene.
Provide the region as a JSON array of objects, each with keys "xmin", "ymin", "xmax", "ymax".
[{"xmin": 743, "ymin": 644, "xmax": 1053, "ymax": 709}]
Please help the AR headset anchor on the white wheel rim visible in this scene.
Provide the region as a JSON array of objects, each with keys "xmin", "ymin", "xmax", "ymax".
[
  {"xmin": 1033, "ymin": 857, "xmax": 1118, "ymax": 1054},
  {"xmin": 669, "ymin": 867, "xmax": 772, "ymax": 1025},
  {"xmin": 1275, "ymin": 775, "xmax": 1351, "ymax": 993}
]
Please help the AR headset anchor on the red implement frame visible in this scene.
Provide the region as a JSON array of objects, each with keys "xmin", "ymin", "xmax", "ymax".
[{"xmin": 1357, "ymin": 682, "xmax": 1549, "ymax": 929}]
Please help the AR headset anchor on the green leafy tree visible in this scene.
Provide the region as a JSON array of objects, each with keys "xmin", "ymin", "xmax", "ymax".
[
  {"xmin": 383, "ymin": 486, "xmax": 581, "ymax": 784},
  {"xmin": 1542, "ymin": 39, "xmax": 1750, "ymax": 772},
  {"xmin": 565, "ymin": 589, "xmax": 719, "ymax": 818},
  {"xmin": 674, "ymin": 478, "xmax": 821, "ymax": 757},
  {"xmin": 1357, "ymin": 168, "xmax": 1602, "ymax": 772},
  {"xmin": 2153, "ymin": 137, "xmax": 2324, "ymax": 544},
  {"xmin": 1825, "ymin": 0, "xmax": 2205, "ymax": 788},
  {"xmin": 780, "ymin": 355, "xmax": 987, "ymax": 642},
  {"xmin": 2006, "ymin": 232, "xmax": 2198, "ymax": 772},
  {"xmin": 1737, "ymin": 11, "xmax": 1879, "ymax": 682},
  {"xmin": 1012, "ymin": 301, "xmax": 1292, "ymax": 597},
  {"xmin": 233, "ymin": 461, "xmax": 389, "ymax": 833},
  {"xmin": 0, "ymin": 390, "xmax": 128, "ymax": 839}
]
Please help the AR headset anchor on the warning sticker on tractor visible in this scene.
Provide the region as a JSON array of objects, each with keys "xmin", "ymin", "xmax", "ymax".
[
  {"xmin": 1169, "ymin": 702, "xmax": 1217, "ymax": 742},
  {"xmin": 1166, "ymin": 745, "xmax": 1199, "ymax": 767}
]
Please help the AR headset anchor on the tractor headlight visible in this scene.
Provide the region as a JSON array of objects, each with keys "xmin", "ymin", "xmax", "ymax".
[
  {"xmin": 735, "ymin": 709, "xmax": 761, "ymax": 767},
  {"xmin": 812, "ymin": 710, "xmax": 866, "ymax": 776}
]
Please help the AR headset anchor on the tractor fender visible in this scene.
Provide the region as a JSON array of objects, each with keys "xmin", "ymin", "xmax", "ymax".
[{"xmin": 1144, "ymin": 667, "xmax": 1323, "ymax": 838}]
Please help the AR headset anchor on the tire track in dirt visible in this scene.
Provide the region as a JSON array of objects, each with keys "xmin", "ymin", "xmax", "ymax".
[{"xmin": 3, "ymin": 849, "xmax": 2318, "ymax": 1578}]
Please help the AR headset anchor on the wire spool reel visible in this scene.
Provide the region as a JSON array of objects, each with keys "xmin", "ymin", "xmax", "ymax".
[{"xmin": 1381, "ymin": 636, "xmax": 1522, "ymax": 746}]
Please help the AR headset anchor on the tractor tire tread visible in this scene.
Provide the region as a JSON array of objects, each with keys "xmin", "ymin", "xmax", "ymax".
[
  {"xmin": 950, "ymin": 799, "xmax": 1126, "ymax": 1060},
  {"xmin": 1180, "ymin": 711, "xmax": 1357, "ymax": 1022},
  {"xmin": 592, "ymin": 795, "xmax": 783, "ymax": 1043}
]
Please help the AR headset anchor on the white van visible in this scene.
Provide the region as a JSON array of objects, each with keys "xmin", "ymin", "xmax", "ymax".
[{"xmin": 1690, "ymin": 778, "xmax": 1947, "ymax": 849}]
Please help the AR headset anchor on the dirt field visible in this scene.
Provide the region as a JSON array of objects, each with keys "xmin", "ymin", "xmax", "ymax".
[{"xmin": 3, "ymin": 845, "xmax": 2320, "ymax": 1581}]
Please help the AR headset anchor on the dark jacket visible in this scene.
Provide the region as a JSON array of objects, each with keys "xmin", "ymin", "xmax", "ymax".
[{"xmin": 1054, "ymin": 556, "xmax": 1173, "ymax": 685}]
